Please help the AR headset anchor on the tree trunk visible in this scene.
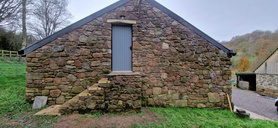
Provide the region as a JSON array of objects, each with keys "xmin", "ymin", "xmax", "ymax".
[{"xmin": 19, "ymin": 0, "xmax": 27, "ymax": 62}]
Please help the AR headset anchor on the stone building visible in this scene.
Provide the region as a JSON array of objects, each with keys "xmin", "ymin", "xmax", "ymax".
[
  {"xmin": 254, "ymin": 48, "xmax": 278, "ymax": 74},
  {"xmin": 19, "ymin": 0, "xmax": 236, "ymax": 113},
  {"xmin": 236, "ymin": 48, "xmax": 278, "ymax": 97},
  {"xmin": 254, "ymin": 48, "xmax": 278, "ymax": 97}
]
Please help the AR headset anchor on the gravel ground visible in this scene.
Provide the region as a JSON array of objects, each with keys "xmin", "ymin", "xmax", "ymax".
[{"xmin": 232, "ymin": 88, "xmax": 278, "ymax": 121}]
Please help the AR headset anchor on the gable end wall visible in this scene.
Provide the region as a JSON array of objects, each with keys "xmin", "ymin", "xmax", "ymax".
[
  {"xmin": 25, "ymin": 0, "xmax": 232, "ymax": 109},
  {"xmin": 255, "ymin": 50, "xmax": 278, "ymax": 74}
]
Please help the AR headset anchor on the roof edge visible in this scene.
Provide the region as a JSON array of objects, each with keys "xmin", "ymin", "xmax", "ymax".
[
  {"xmin": 18, "ymin": 0, "xmax": 131, "ymax": 56},
  {"xmin": 253, "ymin": 48, "xmax": 278, "ymax": 72},
  {"xmin": 19, "ymin": 0, "xmax": 236, "ymax": 57},
  {"xmin": 146, "ymin": 0, "xmax": 236, "ymax": 57},
  {"xmin": 235, "ymin": 73, "xmax": 256, "ymax": 75}
]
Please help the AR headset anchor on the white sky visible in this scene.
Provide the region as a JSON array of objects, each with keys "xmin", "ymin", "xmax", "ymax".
[{"xmin": 67, "ymin": 0, "xmax": 278, "ymax": 42}]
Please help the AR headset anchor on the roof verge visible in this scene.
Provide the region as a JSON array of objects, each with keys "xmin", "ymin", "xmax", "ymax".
[
  {"xmin": 145, "ymin": 0, "xmax": 236, "ymax": 57},
  {"xmin": 19, "ymin": 0, "xmax": 236, "ymax": 57},
  {"xmin": 18, "ymin": 0, "xmax": 131, "ymax": 56}
]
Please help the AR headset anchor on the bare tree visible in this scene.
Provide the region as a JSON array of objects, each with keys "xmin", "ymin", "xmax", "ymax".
[
  {"xmin": 21, "ymin": 0, "xmax": 26, "ymax": 48},
  {"xmin": 17, "ymin": 0, "xmax": 26, "ymax": 62},
  {"xmin": 29, "ymin": 0, "xmax": 72, "ymax": 39},
  {"xmin": 0, "ymin": 0, "xmax": 21, "ymax": 24}
]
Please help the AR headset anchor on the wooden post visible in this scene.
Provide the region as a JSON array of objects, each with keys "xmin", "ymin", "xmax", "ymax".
[
  {"xmin": 10, "ymin": 51, "xmax": 12, "ymax": 58},
  {"xmin": 1, "ymin": 50, "xmax": 3, "ymax": 57}
]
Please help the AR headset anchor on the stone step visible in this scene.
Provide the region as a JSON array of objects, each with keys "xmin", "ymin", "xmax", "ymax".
[
  {"xmin": 36, "ymin": 79, "xmax": 108, "ymax": 115},
  {"xmin": 88, "ymin": 84, "xmax": 102, "ymax": 91},
  {"xmin": 98, "ymin": 78, "xmax": 110, "ymax": 83},
  {"xmin": 63, "ymin": 90, "xmax": 86, "ymax": 105},
  {"xmin": 92, "ymin": 83, "xmax": 99, "ymax": 87},
  {"xmin": 78, "ymin": 91, "xmax": 91, "ymax": 97},
  {"xmin": 34, "ymin": 105, "xmax": 61, "ymax": 116},
  {"xmin": 58, "ymin": 80, "xmax": 107, "ymax": 115},
  {"xmin": 58, "ymin": 88, "xmax": 90, "ymax": 115}
]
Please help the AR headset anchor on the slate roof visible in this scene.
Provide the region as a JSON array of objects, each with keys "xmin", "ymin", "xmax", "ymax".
[{"xmin": 18, "ymin": 0, "xmax": 236, "ymax": 57}]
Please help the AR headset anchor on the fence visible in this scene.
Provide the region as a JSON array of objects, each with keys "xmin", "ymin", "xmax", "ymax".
[
  {"xmin": 0, "ymin": 50, "xmax": 20, "ymax": 58},
  {"xmin": 0, "ymin": 59, "xmax": 26, "ymax": 76}
]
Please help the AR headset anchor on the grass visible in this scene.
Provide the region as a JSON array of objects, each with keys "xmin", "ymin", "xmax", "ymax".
[
  {"xmin": 0, "ymin": 75, "xmax": 29, "ymax": 114},
  {"xmin": 133, "ymin": 107, "xmax": 278, "ymax": 128},
  {"xmin": 0, "ymin": 58, "xmax": 26, "ymax": 76},
  {"xmin": 1, "ymin": 58, "xmax": 278, "ymax": 127},
  {"xmin": 0, "ymin": 59, "xmax": 59, "ymax": 127},
  {"xmin": 0, "ymin": 58, "xmax": 28, "ymax": 114},
  {"xmin": 0, "ymin": 74, "xmax": 60, "ymax": 127}
]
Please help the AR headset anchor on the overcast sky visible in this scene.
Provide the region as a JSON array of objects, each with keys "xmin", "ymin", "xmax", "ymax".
[{"xmin": 68, "ymin": 0, "xmax": 278, "ymax": 42}]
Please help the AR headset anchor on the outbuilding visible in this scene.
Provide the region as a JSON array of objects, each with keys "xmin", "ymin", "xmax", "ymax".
[
  {"xmin": 19, "ymin": 0, "xmax": 236, "ymax": 113},
  {"xmin": 255, "ymin": 48, "xmax": 278, "ymax": 97},
  {"xmin": 236, "ymin": 48, "xmax": 278, "ymax": 97}
]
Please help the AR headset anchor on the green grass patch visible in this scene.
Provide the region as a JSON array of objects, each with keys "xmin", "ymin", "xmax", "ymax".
[
  {"xmin": 1, "ymin": 58, "xmax": 277, "ymax": 127},
  {"xmin": 0, "ymin": 58, "xmax": 26, "ymax": 76},
  {"xmin": 0, "ymin": 72, "xmax": 59, "ymax": 127},
  {"xmin": 133, "ymin": 107, "xmax": 278, "ymax": 128},
  {"xmin": 0, "ymin": 75, "xmax": 29, "ymax": 114}
]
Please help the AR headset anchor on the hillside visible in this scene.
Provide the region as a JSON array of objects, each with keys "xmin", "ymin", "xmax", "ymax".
[{"xmin": 225, "ymin": 30, "xmax": 278, "ymax": 72}]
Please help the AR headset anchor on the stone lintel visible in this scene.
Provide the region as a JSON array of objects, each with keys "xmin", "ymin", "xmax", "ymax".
[{"xmin": 107, "ymin": 19, "xmax": 136, "ymax": 24}]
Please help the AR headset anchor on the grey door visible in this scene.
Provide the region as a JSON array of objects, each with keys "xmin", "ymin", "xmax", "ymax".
[{"xmin": 112, "ymin": 25, "xmax": 132, "ymax": 71}]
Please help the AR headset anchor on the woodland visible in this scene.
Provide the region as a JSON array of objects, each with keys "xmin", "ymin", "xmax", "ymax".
[
  {"xmin": 224, "ymin": 30, "xmax": 278, "ymax": 72},
  {"xmin": 0, "ymin": 0, "xmax": 71, "ymax": 51}
]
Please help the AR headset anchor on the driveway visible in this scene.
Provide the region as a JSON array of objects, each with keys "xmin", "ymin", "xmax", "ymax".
[{"xmin": 232, "ymin": 88, "xmax": 278, "ymax": 121}]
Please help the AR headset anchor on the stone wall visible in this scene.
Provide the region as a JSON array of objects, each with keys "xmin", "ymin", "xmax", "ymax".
[
  {"xmin": 25, "ymin": 0, "xmax": 232, "ymax": 109},
  {"xmin": 59, "ymin": 74, "xmax": 142, "ymax": 114},
  {"xmin": 105, "ymin": 74, "xmax": 142, "ymax": 113},
  {"xmin": 25, "ymin": 16, "xmax": 112, "ymax": 104},
  {"xmin": 256, "ymin": 73, "xmax": 278, "ymax": 97}
]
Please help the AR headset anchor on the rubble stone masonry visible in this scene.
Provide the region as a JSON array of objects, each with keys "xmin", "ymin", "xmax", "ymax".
[
  {"xmin": 256, "ymin": 73, "xmax": 278, "ymax": 97},
  {"xmin": 25, "ymin": 0, "xmax": 232, "ymax": 111}
]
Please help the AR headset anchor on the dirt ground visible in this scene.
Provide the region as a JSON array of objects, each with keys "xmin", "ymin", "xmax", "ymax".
[
  {"xmin": 0, "ymin": 112, "xmax": 59, "ymax": 127},
  {"xmin": 53, "ymin": 108, "xmax": 162, "ymax": 128},
  {"xmin": 1, "ymin": 108, "xmax": 162, "ymax": 128}
]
